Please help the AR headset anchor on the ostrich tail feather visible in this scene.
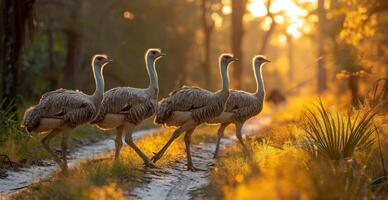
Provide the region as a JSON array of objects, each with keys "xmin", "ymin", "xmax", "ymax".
[
  {"xmin": 22, "ymin": 105, "xmax": 43, "ymax": 130},
  {"xmin": 155, "ymin": 99, "xmax": 173, "ymax": 124}
]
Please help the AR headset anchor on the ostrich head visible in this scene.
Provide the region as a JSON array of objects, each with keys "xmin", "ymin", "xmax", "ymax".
[
  {"xmin": 93, "ymin": 54, "xmax": 112, "ymax": 67},
  {"xmin": 146, "ymin": 48, "xmax": 166, "ymax": 61},
  {"xmin": 253, "ymin": 55, "xmax": 271, "ymax": 67},
  {"xmin": 220, "ymin": 53, "xmax": 239, "ymax": 66}
]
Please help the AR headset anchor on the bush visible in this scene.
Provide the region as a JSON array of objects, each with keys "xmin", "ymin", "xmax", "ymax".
[{"xmin": 302, "ymin": 100, "xmax": 377, "ymax": 160}]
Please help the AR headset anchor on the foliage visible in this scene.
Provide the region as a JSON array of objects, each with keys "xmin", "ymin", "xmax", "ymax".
[
  {"xmin": 0, "ymin": 99, "xmax": 25, "ymax": 145},
  {"xmin": 205, "ymin": 97, "xmax": 387, "ymax": 199},
  {"xmin": 13, "ymin": 128, "xmax": 191, "ymax": 199},
  {"xmin": 302, "ymin": 101, "xmax": 377, "ymax": 160}
]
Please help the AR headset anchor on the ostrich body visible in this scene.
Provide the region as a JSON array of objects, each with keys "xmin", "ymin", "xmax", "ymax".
[
  {"xmin": 152, "ymin": 54, "xmax": 238, "ymax": 171},
  {"xmin": 208, "ymin": 55, "xmax": 270, "ymax": 158},
  {"xmin": 22, "ymin": 55, "xmax": 111, "ymax": 173},
  {"xmin": 92, "ymin": 49, "xmax": 165, "ymax": 167}
]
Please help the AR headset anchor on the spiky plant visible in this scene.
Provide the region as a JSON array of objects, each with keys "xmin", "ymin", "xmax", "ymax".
[{"xmin": 302, "ymin": 100, "xmax": 378, "ymax": 160}]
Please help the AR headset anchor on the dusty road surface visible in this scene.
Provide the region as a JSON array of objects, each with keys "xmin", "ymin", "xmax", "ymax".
[
  {"xmin": 130, "ymin": 115, "xmax": 271, "ymax": 200},
  {"xmin": 0, "ymin": 128, "xmax": 161, "ymax": 196}
]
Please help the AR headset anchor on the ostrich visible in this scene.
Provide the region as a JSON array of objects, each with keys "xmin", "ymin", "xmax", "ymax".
[
  {"xmin": 208, "ymin": 55, "xmax": 270, "ymax": 158},
  {"xmin": 92, "ymin": 49, "xmax": 165, "ymax": 167},
  {"xmin": 22, "ymin": 55, "xmax": 112, "ymax": 173},
  {"xmin": 152, "ymin": 54, "xmax": 238, "ymax": 171}
]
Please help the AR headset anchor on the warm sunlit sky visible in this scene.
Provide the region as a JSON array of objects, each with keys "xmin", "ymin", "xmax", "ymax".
[{"xmin": 221, "ymin": 0, "xmax": 318, "ymax": 40}]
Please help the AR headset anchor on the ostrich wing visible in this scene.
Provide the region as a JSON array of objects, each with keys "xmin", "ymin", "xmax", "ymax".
[
  {"xmin": 166, "ymin": 86, "xmax": 214, "ymax": 111},
  {"xmin": 36, "ymin": 89, "xmax": 96, "ymax": 126},
  {"xmin": 225, "ymin": 90, "xmax": 263, "ymax": 122},
  {"xmin": 160, "ymin": 86, "xmax": 225, "ymax": 123},
  {"xmin": 96, "ymin": 87, "xmax": 156, "ymax": 124}
]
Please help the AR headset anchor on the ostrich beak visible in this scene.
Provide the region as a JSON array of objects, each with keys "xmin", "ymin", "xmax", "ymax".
[
  {"xmin": 159, "ymin": 53, "xmax": 166, "ymax": 58},
  {"xmin": 233, "ymin": 58, "xmax": 239, "ymax": 61},
  {"xmin": 264, "ymin": 58, "xmax": 271, "ymax": 62}
]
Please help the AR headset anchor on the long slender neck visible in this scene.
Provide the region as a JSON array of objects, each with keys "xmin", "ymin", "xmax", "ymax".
[
  {"xmin": 146, "ymin": 56, "xmax": 158, "ymax": 95},
  {"xmin": 220, "ymin": 60, "xmax": 229, "ymax": 93},
  {"xmin": 91, "ymin": 63, "xmax": 104, "ymax": 103},
  {"xmin": 254, "ymin": 62, "xmax": 265, "ymax": 100}
]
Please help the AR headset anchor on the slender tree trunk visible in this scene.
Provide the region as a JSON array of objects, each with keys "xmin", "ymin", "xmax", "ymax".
[
  {"xmin": 46, "ymin": 14, "xmax": 57, "ymax": 90},
  {"xmin": 63, "ymin": 2, "xmax": 82, "ymax": 88},
  {"xmin": 317, "ymin": 0, "xmax": 327, "ymax": 93},
  {"xmin": 287, "ymin": 34, "xmax": 295, "ymax": 82},
  {"xmin": 231, "ymin": 0, "xmax": 247, "ymax": 89},
  {"xmin": 259, "ymin": 0, "xmax": 275, "ymax": 54},
  {"xmin": 1, "ymin": 0, "xmax": 34, "ymax": 112},
  {"xmin": 201, "ymin": 0, "xmax": 214, "ymax": 89},
  {"xmin": 348, "ymin": 75, "xmax": 359, "ymax": 106}
]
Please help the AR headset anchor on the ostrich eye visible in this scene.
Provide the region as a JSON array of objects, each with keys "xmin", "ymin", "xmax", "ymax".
[{"xmin": 97, "ymin": 57, "xmax": 102, "ymax": 61}]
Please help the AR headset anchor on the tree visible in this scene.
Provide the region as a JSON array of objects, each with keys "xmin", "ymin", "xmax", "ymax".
[
  {"xmin": 231, "ymin": 0, "xmax": 247, "ymax": 89},
  {"xmin": 1, "ymin": 0, "xmax": 35, "ymax": 112},
  {"xmin": 317, "ymin": 0, "xmax": 327, "ymax": 93},
  {"xmin": 200, "ymin": 0, "xmax": 215, "ymax": 89}
]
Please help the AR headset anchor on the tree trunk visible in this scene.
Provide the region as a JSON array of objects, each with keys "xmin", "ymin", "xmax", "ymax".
[
  {"xmin": 63, "ymin": 2, "xmax": 82, "ymax": 88},
  {"xmin": 231, "ymin": 0, "xmax": 247, "ymax": 89},
  {"xmin": 201, "ymin": 0, "xmax": 214, "ymax": 89},
  {"xmin": 259, "ymin": 0, "xmax": 275, "ymax": 54},
  {"xmin": 287, "ymin": 34, "xmax": 295, "ymax": 82},
  {"xmin": 64, "ymin": 30, "xmax": 81, "ymax": 88},
  {"xmin": 1, "ymin": 0, "xmax": 34, "ymax": 112},
  {"xmin": 46, "ymin": 14, "xmax": 57, "ymax": 90},
  {"xmin": 348, "ymin": 75, "xmax": 359, "ymax": 106},
  {"xmin": 317, "ymin": 0, "xmax": 327, "ymax": 93}
]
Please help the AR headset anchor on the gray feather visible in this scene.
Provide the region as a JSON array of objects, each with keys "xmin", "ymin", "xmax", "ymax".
[
  {"xmin": 93, "ymin": 87, "xmax": 157, "ymax": 125},
  {"xmin": 22, "ymin": 89, "xmax": 98, "ymax": 129},
  {"xmin": 225, "ymin": 90, "xmax": 264, "ymax": 122},
  {"xmin": 155, "ymin": 86, "xmax": 229, "ymax": 123}
]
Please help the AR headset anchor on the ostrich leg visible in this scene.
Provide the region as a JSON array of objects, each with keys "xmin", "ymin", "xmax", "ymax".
[
  {"xmin": 235, "ymin": 122, "xmax": 249, "ymax": 154},
  {"xmin": 213, "ymin": 122, "xmax": 230, "ymax": 158},
  {"xmin": 114, "ymin": 126, "xmax": 124, "ymax": 160},
  {"xmin": 60, "ymin": 127, "xmax": 71, "ymax": 173},
  {"xmin": 123, "ymin": 122, "xmax": 156, "ymax": 168},
  {"xmin": 151, "ymin": 120, "xmax": 197, "ymax": 163},
  {"xmin": 41, "ymin": 129, "xmax": 65, "ymax": 171},
  {"xmin": 184, "ymin": 128, "xmax": 201, "ymax": 171}
]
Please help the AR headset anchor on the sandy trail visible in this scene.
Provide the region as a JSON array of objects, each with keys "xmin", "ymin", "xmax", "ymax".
[
  {"xmin": 130, "ymin": 115, "xmax": 271, "ymax": 200},
  {"xmin": 0, "ymin": 128, "xmax": 161, "ymax": 196}
]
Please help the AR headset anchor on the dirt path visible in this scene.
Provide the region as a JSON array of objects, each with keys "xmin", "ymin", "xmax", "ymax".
[
  {"xmin": 130, "ymin": 115, "xmax": 271, "ymax": 200},
  {"xmin": 0, "ymin": 128, "xmax": 161, "ymax": 196}
]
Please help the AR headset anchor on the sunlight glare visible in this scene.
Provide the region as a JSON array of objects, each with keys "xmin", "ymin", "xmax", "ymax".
[
  {"xmin": 247, "ymin": 0, "xmax": 267, "ymax": 18},
  {"xmin": 222, "ymin": 6, "xmax": 232, "ymax": 15},
  {"xmin": 274, "ymin": 15, "xmax": 284, "ymax": 24},
  {"xmin": 278, "ymin": 34, "xmax": 287, "ymax": 45},
  {"xmin": 287, "ymin": 24, "xmax": 301, "ymax": 38},
  {"xmin": 211, "ymin": 13, "xmax": 223, "ymax": 29},
  {"xmin": 261, "ymin": 16, "xmax": 273, "ymax": 31},
  {"xmin": 123, "ymin": 11, "xmax": 134, "ymax": 20}
]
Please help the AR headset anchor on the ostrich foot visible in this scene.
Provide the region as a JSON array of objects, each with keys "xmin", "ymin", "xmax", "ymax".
[
  {"xmin": 144, "ymin": 160, "xmax": 158, "ymax": 168},
  {"xmin": 187, "ymin": 164, "xmax": 204, "ymax": 172},
  {"xmin": 151, "ymin": 152, "xmax": 162, "ymax": 163}
]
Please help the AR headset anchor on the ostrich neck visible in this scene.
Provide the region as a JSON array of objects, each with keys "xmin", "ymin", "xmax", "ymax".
[
  {"xmin": 91, "ymin": 64, "xmax": 104, "ymax": 105},
  {"xmin": 219, "ymin": 61, "xmax": 229, "ymax": 95},
  {"xmin": 254, "ymin": 63, "xmax": 265, "ymax": 100},
  {"xmin": 146, "ymin": 57, "xmax": 159, "ymax": 96}
]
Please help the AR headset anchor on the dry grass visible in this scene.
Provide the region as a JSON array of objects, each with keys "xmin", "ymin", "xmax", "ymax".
[
  {"xmin": 13, "ymin": 125, "xmax": 218, "ymax": 200},
  {"xmin": 205, "ymin": 96, "xmax": 388, "ymax": 199}
]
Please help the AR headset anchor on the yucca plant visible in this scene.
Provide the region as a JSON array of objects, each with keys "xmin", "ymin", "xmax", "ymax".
[{"xmin": 302, "ymin": 100, "xmax": 378, "ymax": 161}]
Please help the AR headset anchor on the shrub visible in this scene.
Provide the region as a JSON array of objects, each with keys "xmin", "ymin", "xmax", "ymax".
[{"xmin": 302, "ymin": 100, "xmax": 377, "ymax": 160}]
